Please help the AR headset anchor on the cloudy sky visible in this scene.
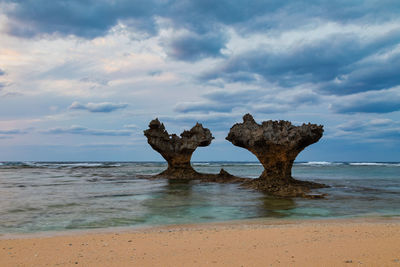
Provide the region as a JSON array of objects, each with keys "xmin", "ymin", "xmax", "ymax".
[{"xmin": 0, "ymin": 0, "xmax": 399, "ymax": 162}]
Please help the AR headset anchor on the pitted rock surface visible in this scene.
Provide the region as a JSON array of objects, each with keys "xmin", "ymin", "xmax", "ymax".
[
  {"xmin": 226, "ymin": 114, "xmax": 326, "ymax": 196},
  {"xmin": 144, "ymin": 118, "xmax": 242, "ymax": 182}
]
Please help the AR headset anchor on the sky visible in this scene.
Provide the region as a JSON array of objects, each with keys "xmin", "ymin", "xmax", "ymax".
[{"xmin": 0, "ymin": 0, "xmax": 399, "ymax": 162}]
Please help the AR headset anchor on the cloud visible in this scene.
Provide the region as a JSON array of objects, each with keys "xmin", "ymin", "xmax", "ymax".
[
  {"xmin": 0, "ymin": 128, "xmax": 29, "ymax": 134},
  {"xmin": 337, "ymin": 120, "xmax": 373, "ymax": 132},
  {"xmin": 174, "ymin": 88, "xmax": 322, "ymax": 115},
  {"xmin": 39, "ymin": 60, "xmax": 97, "ymax": 80},
  {"xmin": 43, "ymin": 125, "xmax": 133, "ymax": 136},
  {"xmin": 331, "ymin": 88, "xmax": 400, "ymax": 114},
  {"xmin": 322, "ymin": 48, "xmax": 400, "ymax": 95},
  {"xmin": 164, "ymin": 31, "xmax": 228, "ymax": 61},
  {"xmin": 1, "ymin": 0, "xmax": 400, "ymax": 161},
  {"xmin": 3, "ymin": 0, "xmax": 399, "ymax": 39},
  {"xmin": 201, "ymin": 28, "xmax": 400, "ymax": 95},
  {"xmin": 165, "ymin": 0, "xmax": 400, "ymax": 37},
  {"xmin": 174, "ymin": 89, "xmax": 266, "ymax": 114},
  {"xmin": 204, "ymin": 89, "xmax": 265, "ymax": 104},
  {"xmin": 1, "ymin": 0, "xmax": 159, "ymax": 38},
  {"xmin": 369, "ymin": 118, "xmax": 394, "ymax": 126},
  {"xmin": 123, "ymin": 124, "xmax": 138, "ymax": 129},
  {"xmin": 166, "ymin": 0, "xmax": 282, "ymax": 34},
  {"xmin": 79, "ymin": 77, "xmax": 109, "ymax": 86},
  {"xmin": 0, "ymin": 69, "xmax": 6, "ymax": 90},
  {"xmin": 174, "ymin": 101, "xmax": 233, "ymax": 113},
  {"xmin": 69, "ymin": 101, "xmax": 128, "ymax": 113},
  {"xmin": 3, "ymin": 0, "xmax": 400, "ymax": 70},
  {"xmin": 1, "ymin": 91, "xmax": 23, "ymax": 98},
  {"xmin": 252, "ymin": 103, "xmax": 291, "ymax": 114},
  {"xmin": 0, "ymin": 0, "xmax": 279, "ymax": 39},
  {"xmin": 147, "ymin": 70, "xmax": 162, "ymax": 76},
  {"xmin": 335, "ymin": 118, "xmax": 400, "ymax": 142},
  {"xmin": 0, "ymin": 128, "xmax": 30, "ymax": 139},
  {"xmin": 160, "ymin": 112, "xmax": 240, "ymax": 131}
]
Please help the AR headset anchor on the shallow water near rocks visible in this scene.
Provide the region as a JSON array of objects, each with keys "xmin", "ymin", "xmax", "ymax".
[{"xmin": 0, "ymin": 161, "xmax": 399, "ymax": 233}]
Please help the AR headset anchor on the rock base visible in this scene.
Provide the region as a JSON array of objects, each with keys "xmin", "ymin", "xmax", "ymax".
[
  {"xmin": 242, "ymin": 176, "xmax": 327, "ymax": 198},
  {"xmin": 154, "ymin": 168, "xmax": 248, "ymax": 183}
]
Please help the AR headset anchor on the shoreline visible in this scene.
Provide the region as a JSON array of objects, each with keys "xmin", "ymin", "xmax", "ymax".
[
  {"xmin": 1, "ymin": 217, "xmax": 400, "ymax": 266},
  {"xmin": 1, "ymin": 215, "xmax": 400, "ymax": 239}
]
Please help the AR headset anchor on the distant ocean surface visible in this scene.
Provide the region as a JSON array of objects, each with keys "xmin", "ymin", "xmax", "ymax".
[{"xmin": 0, "ymin": 161, "xmax": 399, "ymax": 233}]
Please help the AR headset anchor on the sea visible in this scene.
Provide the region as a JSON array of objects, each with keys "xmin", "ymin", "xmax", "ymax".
[{"xmin": 0, "ymin": 161, "xmax": 399, "ymax": 233}]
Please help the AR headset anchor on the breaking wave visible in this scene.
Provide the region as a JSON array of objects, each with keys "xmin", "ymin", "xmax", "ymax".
[
  {"xmin": 297, "ymin": 161, "xmax": 343, "ymax": 166},
  {"xmin": 349, "ymin": 162, "xmax": 400, "ymax": 167},
  {"xmin": 0, "ymin": 162, "xmax": 122, "ymax": 169}
]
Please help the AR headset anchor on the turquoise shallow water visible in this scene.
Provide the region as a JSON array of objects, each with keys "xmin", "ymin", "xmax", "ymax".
[{"xmin": 0, "ymin": 161, "xmax": 399, "ymax": 233}]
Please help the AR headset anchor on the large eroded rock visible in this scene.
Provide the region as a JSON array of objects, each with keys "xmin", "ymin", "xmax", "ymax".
[
  {"xmin": 226, "ymin": 114, "xmax": 326, "ymax": 196},
  {"xmin": 144, "ymin": 118, "xmax": 240, "ymax": 181}
]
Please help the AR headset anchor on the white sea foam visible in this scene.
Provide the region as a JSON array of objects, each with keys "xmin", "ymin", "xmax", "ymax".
[
  {"xmin": 19, "ymin": 162, "xmax": 121, "ymax": 168},
  {"xmin": 298, "ymin": 161, "xmax": 342, "ymax": 166},
  {"xmin": 62, "ymin": 163, "xmax": 121, "ymax": 168},
  {"xmin": 243, "ymin": 163, "xmax": 262, "ymax": 166},
  {"xmin": 349, "ymin": 162, "xmax": 400, "ymax": 167},
  {"xmin": 60, "ymin": 163, "xmax": 104, "ymax": 167}
]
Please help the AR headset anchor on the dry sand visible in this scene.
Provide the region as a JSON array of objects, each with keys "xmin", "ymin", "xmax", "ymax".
[{"xmin": 1, "ymin": 218, "xmax": 400, "ymax": 266}]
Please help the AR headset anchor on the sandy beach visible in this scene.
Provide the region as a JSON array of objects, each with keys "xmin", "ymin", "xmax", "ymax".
[{"xmin": 1, "ymin": 218, "xmax": 399, "ymax": 266}]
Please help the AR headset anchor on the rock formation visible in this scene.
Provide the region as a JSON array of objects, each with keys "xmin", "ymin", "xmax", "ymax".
[
  {"xmin": 226, "ymin": 114, "xmax": 326, "ymax": 197},
  {"xmin": 144, "ymin": 118, "xmax": 243, "ymax": 182}
]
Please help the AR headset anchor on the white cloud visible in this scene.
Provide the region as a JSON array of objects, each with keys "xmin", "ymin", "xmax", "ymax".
[
  {"xmin": 43, "ymin": 125, "xmax": 133, "ymax": 136},
  {"xmin": 69, "ymin": 101, "xmax": 128, "ymax": 113}
]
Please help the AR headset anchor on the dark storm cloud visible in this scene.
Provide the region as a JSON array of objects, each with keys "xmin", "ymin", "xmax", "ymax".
[
  {"xmin": 165, "ymin": 0, "xmax": 283, "ymax": 34},
  {"xmin": 323, "ymin": 52, "xmax": 400, "ymax": 95},
  {"xmin": 202, "ymin": 29, "xmax": 400, "ymax": 95},
  {"xmin": 204, "ymin": 89, "xmax": 265, "ymax": 104},
  {"xmin": 1, "ymin": 0, "xmax": 280, "ymax": 38},
  {"xmin": 332, "ymin": 89, "xmax": 400, "ymax": 114},
  {"xmin": 43, "ymin": 126, "xmax": 132, "ymax": 136},
  {"xmin": 4, "ymin": 0, "xmax": 400, "ymax": 37},
  {"xmin": 161, "ymin": 0, "xmax": 400, "ymax": 36},
  {"xmin": 336, "ymin": 118, "xmax": 400, "ymax": 142},
  {"xmin": 1, "ymin": 0, "xmax": 159, "ymax": 38},
  {"xmin": 164, "ymin": 31, "xmax": 228, "ymax": 61},
  {"xmin": 2, "ymin": 0, "xmax": 400, "ymax": 116},
  {"xmin": 3, "ymin": 0, "xmax": 400, "ymax": 64},
  {"xmin": 68, "ymin": 101, "xmax": 128, "ymax": 113}
]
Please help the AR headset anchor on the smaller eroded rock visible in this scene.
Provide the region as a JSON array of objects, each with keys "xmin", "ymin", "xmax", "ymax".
[{"xmin": 144, "ymin": 118, "xmax": 213, "ymax": 178}]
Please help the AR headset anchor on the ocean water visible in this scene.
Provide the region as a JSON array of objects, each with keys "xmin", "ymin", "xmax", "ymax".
[{"xmin": 0, "ymin": 161, "xmax": 399, "ymax": 233}]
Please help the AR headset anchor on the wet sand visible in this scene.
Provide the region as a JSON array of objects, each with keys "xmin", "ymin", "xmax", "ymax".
[{"xmin": 1, "ymin": 218, "xmax": 399, "ymax": 266}]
